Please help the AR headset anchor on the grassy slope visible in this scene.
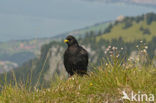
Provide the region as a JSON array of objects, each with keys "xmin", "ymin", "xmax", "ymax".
[
  {"xmin": 97, "ymin": 21, "xmax": 156, "ymax": 42},
  {"xmin": 0, "ymin": 65, "xmax": 155, "ymax": 103}
]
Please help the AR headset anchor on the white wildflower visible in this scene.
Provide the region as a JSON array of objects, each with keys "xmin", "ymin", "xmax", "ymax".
[
  {"xmin": 143, "ymin": 49, "xmax": 147, "ymax": 53},
  {"xmin": 106, "ymin": 63, "xmax": 108, "ymax": 66},
  {"xmin": 112, "ymin": 46, "xmax": 116, "ymax": 50},
  {"xmin": 145, "ymin": 46, "xmax": 148, "ymax": 49},
  {"xmin": 108, "ymin": 46, "xmax": 111, "ymax": 49},
  {"xmin": 116, "ymin": 54, "xmax": 120, "ymax": 58}
]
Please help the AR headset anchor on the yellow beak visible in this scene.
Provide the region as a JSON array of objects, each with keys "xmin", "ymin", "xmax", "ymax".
[{"xmin": 64, "ymin": 39, "xmax": 69, "ymax": 43}]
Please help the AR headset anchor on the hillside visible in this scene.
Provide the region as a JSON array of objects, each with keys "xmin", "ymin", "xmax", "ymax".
[
  {"xmin": 52, "ymin": 21, "xmax": 110, "ymax": 39},
  {"xmin": 1, "ymin": 13, "xmax": 156, "ymax": 87},
  {"xmin": 97, "ymin": 13, "xmax": 156, "ymax": 42},
  {"xmin": 0, "ymin": 65, "xmax": 155, "ymax": 102}
]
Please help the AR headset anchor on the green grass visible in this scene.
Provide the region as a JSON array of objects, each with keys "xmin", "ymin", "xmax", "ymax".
[
  {"xmin": 0, "ymin": 65, "xmax": 155, "ymax": 103},
  {"xmin": 97, "ymin": 20, "xmax": 156, "ymax": 42}
]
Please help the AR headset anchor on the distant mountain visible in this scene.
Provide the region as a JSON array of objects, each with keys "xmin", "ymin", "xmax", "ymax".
[
  {"xmin": 54, "ymin": 21, "xmax": 110, "ymax": 39},
  {"xmin": 132, "ymin": 0, "xmax": 156, "ymax": 5},
  {"xmin": 1, "ymin": 12, "xmax": 156, "ymax": 87},
  {"xmin": 84, "ymin": 0, "xmax": 156, "ymax": 5}
]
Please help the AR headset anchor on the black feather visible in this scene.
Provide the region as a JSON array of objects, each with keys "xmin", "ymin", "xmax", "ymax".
[{"xmin": 64, "ymin": 35, "xmax": 88, "ymax": 76}]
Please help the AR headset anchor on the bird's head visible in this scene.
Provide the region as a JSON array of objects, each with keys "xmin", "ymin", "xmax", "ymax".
[{"xmin": 64, "ymin": 35, "xmax": 79, "ymax": 46}]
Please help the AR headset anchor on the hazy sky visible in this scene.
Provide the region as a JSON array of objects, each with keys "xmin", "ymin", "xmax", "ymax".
[{"xmin": 0, "ymin": 0, "xmax": 156, "ymax": 41}]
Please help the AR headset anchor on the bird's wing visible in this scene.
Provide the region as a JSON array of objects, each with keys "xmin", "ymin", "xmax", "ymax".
[{"xmin": 75, "ymin": 46, "xmax": 88, "ymax": 66}]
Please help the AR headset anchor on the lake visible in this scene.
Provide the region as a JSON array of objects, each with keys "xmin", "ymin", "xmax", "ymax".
[{"xmin": 0, "ymin": 0, "xmax": 156, "ymax": 41}]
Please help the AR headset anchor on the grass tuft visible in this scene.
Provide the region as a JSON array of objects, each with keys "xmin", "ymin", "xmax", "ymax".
[{"xmin": 0, "ymin": 64, "xmax": 155, "ymax": 103}]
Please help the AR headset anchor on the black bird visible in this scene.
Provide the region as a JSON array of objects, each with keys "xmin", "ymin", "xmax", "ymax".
[{"xmin": 64, "ymin": 35, "xmax": 88, "ymax": 76}]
